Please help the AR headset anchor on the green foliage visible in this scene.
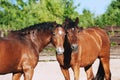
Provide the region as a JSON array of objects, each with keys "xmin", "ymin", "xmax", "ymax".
[
  {"xmin": 79, "ymin": 9, "xmax": 95, "ymax": 28},
  {"xmin": 111, "ymin": 41, "xmax": 118, "ymax": 47},
  {"xmin": 94, "ymin": 0, "xmax": 120, "ymax": 27},
  {"xmin": 0, "ymin": 0, "xmax": 80, "ymax": 30},
  {"xmin": 1, "ymin": 0, "xmax": 120, "ymax": 31}
]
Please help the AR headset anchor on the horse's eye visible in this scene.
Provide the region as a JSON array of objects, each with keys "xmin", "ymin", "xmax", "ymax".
[
  {"xmin": 52, "ymin": 33, "xmax": 55, "ymax": 36},
  {"xmin": 78, "ymin": 30, "xmax": 80, "ymax": 33},
  {"xmin": 27, "ymin": 32, "xmax": 30, "ymax": 34},
  {"xmin": 66, "ymin": 31, "xmax": 68, "ymax": 35}
]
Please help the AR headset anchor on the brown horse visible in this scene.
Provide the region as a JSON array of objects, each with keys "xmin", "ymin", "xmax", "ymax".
[
  {"xmin": 55, "ymin": 17, "xmax": 82, "ymax": 80},
  {"xmin": 0, "ymin": 22, "xmax": 61, "ymax": 80},
  {"xmin": 66, "ymin": 19, "xmax": 111, "ymax": 80},
  {"xmin": 52, "ymin": 24, "xmax": 66, "ymax": 54}
]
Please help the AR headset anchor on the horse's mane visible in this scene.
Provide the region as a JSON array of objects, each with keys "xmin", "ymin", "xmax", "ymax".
[
  {"xmin": 11, "ymin": 22, "xmax": 56, "ymax": 34},
  {"xmin": 63, "ymin": 17, "xmax": 78, "ymax": 30}
]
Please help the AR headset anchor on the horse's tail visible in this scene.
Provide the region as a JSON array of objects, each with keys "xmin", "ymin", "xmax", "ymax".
[{"xmin": 95, "ymin": 60, "xmax": 105, "ymax": 80}]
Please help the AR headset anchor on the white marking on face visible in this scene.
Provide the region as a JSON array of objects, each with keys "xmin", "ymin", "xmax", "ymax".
[
  {"xmin": 58, "ymin": 30, "xmax": 63, "ymax": 35},
  {"xmin": 72, "ymin": 28, "xmax": 74, "ymax": 31}
]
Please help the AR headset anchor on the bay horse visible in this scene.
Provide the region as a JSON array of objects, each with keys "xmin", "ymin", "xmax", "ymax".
[
  {"xmin": 66, "ymin": 18, "xmax": 111, "ymax": 80},
  {"xmin": 55, "ymin": 17, "xmax": 83, "ymax": 80},
  {"xmin": 0, "ymin": 22, "xmax": 63, "ymax": 80}
]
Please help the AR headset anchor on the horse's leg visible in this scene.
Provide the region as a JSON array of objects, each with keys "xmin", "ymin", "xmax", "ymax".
[
  {"xmin": 71, "ymin": 64, "xmax": 80, "ymax": 80},
  {"xmin": 84, "ymin": 65, "xmax": 94, "ymax": 80},
  {"xmin": 60, "ymin": 66, "xmax": 70, "ymax": 80},
  {"xmin": 23, "ymin": 68, "xmax": 34, "ymax": 80},
  {"xmin": 12, "ymin": 73, "xmax": 22, "ymax": 80},
  {"xmin": 100, "ymin": 57, "xmax": 111, "ymax": 80},
  {"xmin": 70, "ymin": 53, "xmax": 80, "ymax": 80},
  {"xmin": 56, "ymin": 54, "xmax": 70, "ymax": 80}
]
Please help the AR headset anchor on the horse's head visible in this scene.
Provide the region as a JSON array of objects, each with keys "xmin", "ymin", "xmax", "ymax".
[
  {"xmin": 63, "ymin": 17, "xmax": 82, "ymax": 51},
  {"xmin": 52, "ymin": 24, "xmax": 66, "ymax": 54},
  {"xmin": 67, "ymin": 27, "xmax": 79, "ymax": 51}
]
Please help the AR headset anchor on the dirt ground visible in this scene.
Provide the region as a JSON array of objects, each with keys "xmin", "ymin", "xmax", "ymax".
[{"xmin": 0, "ymin": 58, "xmax": 120, "ymax": 80}]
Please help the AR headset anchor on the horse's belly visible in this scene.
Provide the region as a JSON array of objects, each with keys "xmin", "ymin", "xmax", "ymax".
[
  {"xmin": 79, "ymin": 52, "xmax": 98, "ymax": 67},
  {"xmin": 79, "ymin": 58, "xmax": 96, "ymax": 67},
  {"xmin": 0, "ymin": 69, "xmax": 13, "ymax": 74},
  {"xmin": 0, "ymin": 63, "xmax": 22, "ymax": 74},
  {"xmin": 0, "ymin": 57, "xmax": 22, "ymax": 74}
]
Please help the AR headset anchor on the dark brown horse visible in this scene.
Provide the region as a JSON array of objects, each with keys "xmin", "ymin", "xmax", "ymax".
[
  {"xmin": 0, "ymin": 22, "xmax": 62, "ymax": 80},
  {"xmin": 66, "ymin": 19, "xmax": 111, "ymax": 80}
]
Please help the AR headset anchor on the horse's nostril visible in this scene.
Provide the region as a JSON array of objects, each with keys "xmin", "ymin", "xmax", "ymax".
[
  {"xmin": 56, "ymin": 47, "xmax": 64, "ymax": 55},
  {"xmin": 71, "ymin": 44, "xmax": 78, "ymax": 51},
  {"xmin": 71, "ymin": 46, "xmax": 74, "ymax": 49}
]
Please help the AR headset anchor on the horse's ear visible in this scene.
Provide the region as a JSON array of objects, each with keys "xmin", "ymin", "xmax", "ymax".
[
  {"xmin": 65, "ymin": 17, "xmax": 69, "ymax": 25},
  {"xmin": 53, "ymin": 21, "xmax": 57, "ymax": 27},
  {"xmin": 62, "ymin": 23, "xmax": 65, "ymax": 28},
  {"xmin": 75, "ymin": 17, "xmax": 79, "ymax": 25}
]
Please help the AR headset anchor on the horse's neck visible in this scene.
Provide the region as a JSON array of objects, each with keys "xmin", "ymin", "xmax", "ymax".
[
  {"xmin": 39, "ymin": 35, "xmax": 51, "ymax": 52},
  {"xmin": 7, "ymin": 33, "xmax": 16, "ymax": 38},
  {"xmin": 32, "ymin": 31, "xmax": 52, "ymax": 52}
]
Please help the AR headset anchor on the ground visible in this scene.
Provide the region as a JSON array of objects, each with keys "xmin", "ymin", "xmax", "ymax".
[{"xmin": 0, "ymin": 58, "xmax": 120, "ymax": 80}]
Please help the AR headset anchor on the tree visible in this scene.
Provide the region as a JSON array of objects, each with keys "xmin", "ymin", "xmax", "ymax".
[
  {"xmin": 79, "ymin": 9, "xmax": 95, "ymax": 28},
  {"xmin": 94, "ymin": 0, "xmax": 120, "ymax": 27},
  {"xmin": 0, "ymin": 0, "xmax": 80, "ymax": 30}
]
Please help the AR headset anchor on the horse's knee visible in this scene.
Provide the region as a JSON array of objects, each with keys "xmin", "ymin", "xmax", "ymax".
[
  {"xmin": 87, "ymin": 75, "xmax": 94, "ymax": 80},
  {"xmin": 84, "ymin": 65, "xmax": 94, "ymax": 80},
  {"xmin": 12, "ymin": 73, "xmax": 22, "ymax": 80},
  {"xmin": 60, "ymin": 67, "xmax": 70, "ymax": 80},
  {"xmin": 23, "ymin": 67, "xmax": 34, "ymax": 80},
  {"xmin": 105, "ymin": 72, "xmax": 111, "ymax": 80},
  {"xmin": 72, "ymin": 65, "xmax": 80, "ymax": 80},
  {"xmin": 86, "ymin": 71, "xmax": 94, "ymax": 80}
]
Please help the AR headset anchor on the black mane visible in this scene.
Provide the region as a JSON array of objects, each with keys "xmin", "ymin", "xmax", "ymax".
[
  {"xmin": 64, "ymin": 17, "xmax": 78, "ymax": 30},
  {"xmin": 11, "ymin": 22, "xmax": 56, "ymax": 34}
]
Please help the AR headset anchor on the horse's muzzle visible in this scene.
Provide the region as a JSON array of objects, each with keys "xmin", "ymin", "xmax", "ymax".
[
  {"xmin": 56, "ymin": 47, "xmax": 64, "ymax": 55},
  {"xmin": 71, "ymin": 44, "xmax": 78, "ymax": 51}
]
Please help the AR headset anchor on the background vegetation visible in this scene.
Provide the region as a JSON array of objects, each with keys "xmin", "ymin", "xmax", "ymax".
[{"xmin": 0, "ymin": 0, "xmax": 120, "ymax": 30}]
